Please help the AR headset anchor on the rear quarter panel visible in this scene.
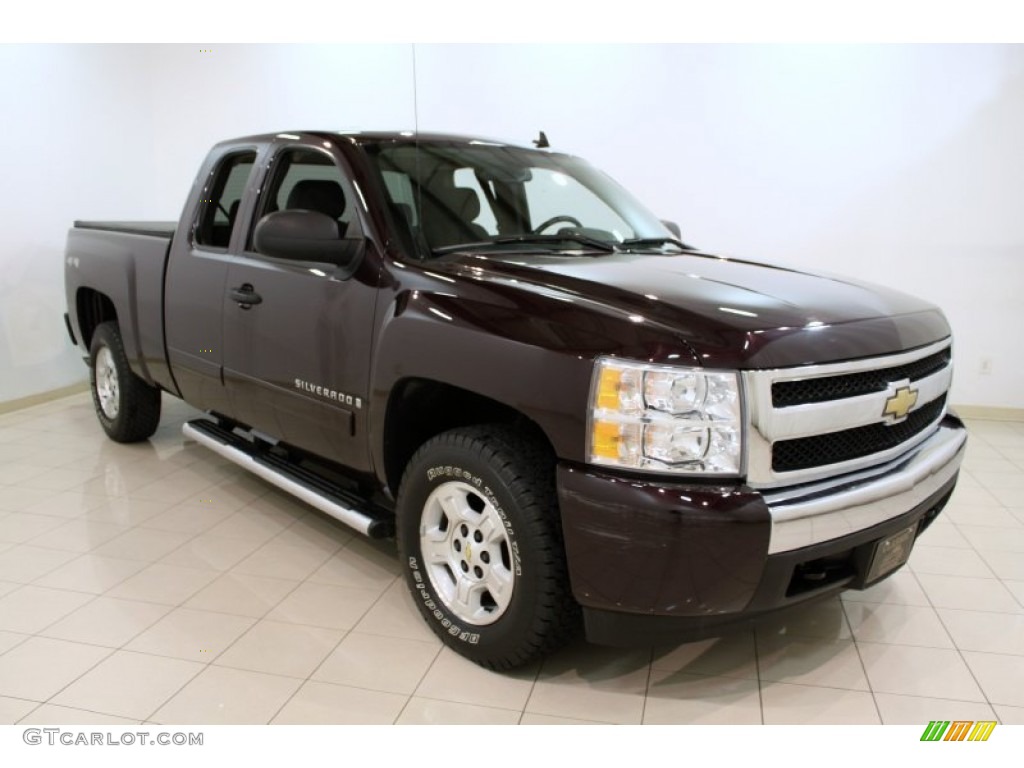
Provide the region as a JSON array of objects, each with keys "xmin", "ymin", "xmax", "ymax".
[{"xmin": 64, "ymin": 227, "xmax": 174, "ymax": 391}]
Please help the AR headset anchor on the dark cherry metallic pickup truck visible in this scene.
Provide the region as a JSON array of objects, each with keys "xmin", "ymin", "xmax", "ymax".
[{"xmin": 64, "ymin": 131, "xmax": 967, "ymax": 669}]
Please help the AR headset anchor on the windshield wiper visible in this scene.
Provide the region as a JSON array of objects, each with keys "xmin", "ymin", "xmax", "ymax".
[
  {"xmin": 618, "ymin": 237, "xmax": 694, "ymax": 252},
  {"xmin": 494, "ymin": 234, "xmax": 616, "ymax": 252},
  {"xmin": 432, "ymin": 234, "xmax": 616, "ymax": 256},
  {"xmin": 429, "ymin": 240, "xmax": 498, "ymax": 255}
]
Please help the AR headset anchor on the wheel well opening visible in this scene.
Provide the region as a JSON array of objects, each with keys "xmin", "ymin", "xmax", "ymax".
[
  {"xmin": 76, "ymin": 289, "xmax": 118, "ymax": 349},
  {"xmin": 383, "ymin": 379, "xmax": 553, "ymax": 496}
]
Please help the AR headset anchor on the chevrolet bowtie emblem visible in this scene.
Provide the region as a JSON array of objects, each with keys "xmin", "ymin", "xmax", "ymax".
[{"xmin": 883, "ymin": 385, "xmax": 919, "ymax": 423}]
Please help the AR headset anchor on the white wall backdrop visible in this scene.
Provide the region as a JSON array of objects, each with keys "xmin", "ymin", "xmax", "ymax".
[
  {"xmin": 0, "ymin": 45, "xmax": 157, "ymax": 402},
  {"xmin": 146, "ymin": 45, "xmax": 417, "ymax": 215},
  {"xmin": 1, "ymin": 44, "xmax": 1021, "ymax": 408}
]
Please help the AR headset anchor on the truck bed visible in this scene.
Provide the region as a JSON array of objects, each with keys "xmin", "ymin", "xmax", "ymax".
[{"xmin": 74, "ymin": 221, "xmax": 177, "ymax": 238}]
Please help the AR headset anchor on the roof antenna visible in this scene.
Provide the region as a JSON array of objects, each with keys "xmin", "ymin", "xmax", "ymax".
[{"xmin": 533, "ymin": 131, "xmax": 550, "ymax": 149}]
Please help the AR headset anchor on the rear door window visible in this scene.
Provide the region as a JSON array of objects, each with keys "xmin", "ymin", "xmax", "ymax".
[{"xmin": 194, "ymin": 151, "xmax": 257, "ymax": 249}]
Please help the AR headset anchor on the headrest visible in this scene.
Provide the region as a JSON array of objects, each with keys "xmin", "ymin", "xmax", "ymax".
[
  {"xmin": 392, "ymin": 202, "xmax": 415, "ymax": 226},
  {"xmin": 449, "ymin": 188, "xmax": 480, "ymax": 221},
  {"xmin": 287, "ymin": 180, "xmax": 346, "ymax": 219}
]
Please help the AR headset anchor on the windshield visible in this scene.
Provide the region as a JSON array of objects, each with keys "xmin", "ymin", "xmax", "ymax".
[{"xmin": 363, "ymin": 141, "xmax": 675, "ymax": 257}]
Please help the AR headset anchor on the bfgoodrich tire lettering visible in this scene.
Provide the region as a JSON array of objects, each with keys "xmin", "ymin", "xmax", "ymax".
[
  {"xmin": 396, "ymin": 425, "xmax": 579, "ymax": 670},
  {"xmin": 89, "ymin": 321, "xmax": 161, "ymax": 443}
]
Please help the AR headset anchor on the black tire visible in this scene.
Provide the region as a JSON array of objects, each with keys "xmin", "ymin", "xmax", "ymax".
[
  {"xmin": 396, "ymin": 424, "xmax": 580, "ymax": 670},
  {"xmin": 88, "ymin": 321, "xmax": 161, "ymax": 443}
]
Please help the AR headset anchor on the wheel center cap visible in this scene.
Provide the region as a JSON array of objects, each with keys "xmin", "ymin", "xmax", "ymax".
[{"xmin": 464, "ymin": 542, "xmax": 473, "ymax": 561}]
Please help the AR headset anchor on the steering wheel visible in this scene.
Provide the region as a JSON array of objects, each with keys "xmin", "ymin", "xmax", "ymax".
[{"xmin": 532, "ymin": 215, "xmax": 583, "ymax": 234}]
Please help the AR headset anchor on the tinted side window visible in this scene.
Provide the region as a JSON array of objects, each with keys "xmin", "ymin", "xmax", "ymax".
[
  {"xmin": 248, "ymin": 148, "xmax": 357, "ymax": 250},
  {"xmin": 195, "ymin": 151, "xmax": 256, "ymax": 249}
]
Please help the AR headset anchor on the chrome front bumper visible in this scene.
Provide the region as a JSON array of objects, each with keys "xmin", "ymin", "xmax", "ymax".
[{"xmin": 763, "ymin": 419, "xmax": 967, "ymax": 554}]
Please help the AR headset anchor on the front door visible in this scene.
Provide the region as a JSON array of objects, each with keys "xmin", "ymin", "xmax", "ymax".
[{"xmin": 221, "ymin": 142, "xmax": 379, "ymax": 473}]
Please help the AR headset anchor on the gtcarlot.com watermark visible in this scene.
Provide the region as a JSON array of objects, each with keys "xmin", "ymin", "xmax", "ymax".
[{"xmin": 23, "ymin": 728, "xmax": 203, "ymax": 747}]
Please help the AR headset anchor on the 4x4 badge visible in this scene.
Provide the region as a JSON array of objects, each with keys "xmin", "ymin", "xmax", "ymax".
[{"xmin": 883, "ymin": 385, "xmax": 919, "ymax": 423}]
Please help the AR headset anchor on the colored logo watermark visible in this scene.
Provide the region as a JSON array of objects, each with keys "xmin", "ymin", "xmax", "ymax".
[{"xmin": 920, "ymin": 721, "xmax": 997, "ymax": 742}]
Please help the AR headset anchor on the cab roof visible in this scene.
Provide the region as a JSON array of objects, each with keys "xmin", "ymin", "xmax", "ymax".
[{"xmin": 216, "ymin": 130, "xmax": 543, "ymax": 151}]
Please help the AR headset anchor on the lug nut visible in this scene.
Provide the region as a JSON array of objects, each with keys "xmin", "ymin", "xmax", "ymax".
[
  {"xmin": 474, "ymin": 566, "xmax": 483, "ymax": 578},
  {"xmin": 454, "ymin": 540, "xmax": 461, "ymax": 552},
  {"xmin": 460, "ymin": 561, "xmax": 469, "ymax": 572},
  {"xmin": 460, "ymin": 524, "xmax": 469, "ymax": 537},
  {"xmin": 473, "ymin": 530, "xmax": 483, "ymax": 543},
  {"xmin": 480, "ymin": 551, "xmax": 490, "ymax": 564}
]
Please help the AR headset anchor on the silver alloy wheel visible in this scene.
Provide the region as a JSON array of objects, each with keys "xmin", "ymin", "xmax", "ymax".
[
  {"xmin": 419, "ymin": 481, "xmax": 515, "ymax": 625},
  {"xmin": 95, "ymin": 346, "xmax": 120, "ymax": 419}
]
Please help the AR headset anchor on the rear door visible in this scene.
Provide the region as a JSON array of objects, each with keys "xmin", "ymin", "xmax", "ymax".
[
  {"xmin": 221, "ymin": 139, "xmax": 380, "ymax": 473},
  {"xmin": 165, "ymin": 145, "xmax": 263, "ymax": 415}
]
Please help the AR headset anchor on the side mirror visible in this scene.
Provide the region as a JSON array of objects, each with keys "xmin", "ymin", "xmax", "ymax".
[
  {"xmin": 661, "ymin": 219, "xmax": 682, "ymax": 239},
  {"xmin": 253, "ymin": 210, "xmax": 362, "ymax": 273}
]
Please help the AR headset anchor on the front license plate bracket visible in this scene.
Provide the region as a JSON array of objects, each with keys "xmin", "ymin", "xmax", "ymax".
[{"xmin": 864, "ymin": 523, "xmax": 918, "ymax": 584}]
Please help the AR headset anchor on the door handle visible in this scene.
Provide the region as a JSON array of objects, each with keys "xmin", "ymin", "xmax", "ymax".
[{"xmin": 229, "ymin": 284, "xmax": 262, "ymax": 308}]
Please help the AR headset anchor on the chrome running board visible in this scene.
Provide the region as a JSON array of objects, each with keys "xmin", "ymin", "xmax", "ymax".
[{"xmin": 182, "ymin": 419, "xmax": 393, "ymax": 538}]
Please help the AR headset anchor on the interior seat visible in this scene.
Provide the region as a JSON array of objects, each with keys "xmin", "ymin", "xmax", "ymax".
[
  {"xmin": 419, "ymin": 172, "xmax": 488, "ymax": 249},
  {"xmin": 286, "ymin": 180, "xmax": 348, "ymax": 237}
]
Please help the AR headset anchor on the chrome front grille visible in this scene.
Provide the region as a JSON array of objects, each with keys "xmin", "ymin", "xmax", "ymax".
[
  {"xmin": 772, "ymin": 394, "xmax": 947, "ymax": 472},
  {"xmin": 771, "ymin": 347, "xmax": 951, "ymax": 407},
  {"xmin": 743, "ymin": 339, "xmax": 953, "ymax": 488}
]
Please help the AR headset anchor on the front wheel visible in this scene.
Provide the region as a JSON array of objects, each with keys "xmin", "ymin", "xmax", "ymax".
[
  {"xmin": 396, "ymin": 425, "xmax": 579, "ymax": 670},
  {"xmin": 89, "ymin": 321, "xmax": 161, "ymax": 443}
]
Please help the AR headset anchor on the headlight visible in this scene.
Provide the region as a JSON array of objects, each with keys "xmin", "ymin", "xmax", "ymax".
[{"xmin": 588, "ymin": 358, "xmax": 743, "ymax": 475}]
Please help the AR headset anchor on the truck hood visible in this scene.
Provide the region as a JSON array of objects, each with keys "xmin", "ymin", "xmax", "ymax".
[{"xmin": 431, "ymin": 250, "xmax": 951, "ymax": 369}]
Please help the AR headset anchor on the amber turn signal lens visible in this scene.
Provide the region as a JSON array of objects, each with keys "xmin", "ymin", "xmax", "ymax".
[
  {"xmin": 591, "ymin": 419, "xmax": 621, "ymax": 460},
  {"xmin": 596, "ymin": 367, "xmax": 622, "ymax": 411}
]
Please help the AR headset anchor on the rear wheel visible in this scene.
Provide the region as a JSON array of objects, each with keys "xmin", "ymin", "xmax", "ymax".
[
  {"xmin": 396, "ymin": 424, "xmax": 579, "ymax": 670},
  {"xmin": 89, "ymin": 321, "xmax": 161, "ymax": 442}
]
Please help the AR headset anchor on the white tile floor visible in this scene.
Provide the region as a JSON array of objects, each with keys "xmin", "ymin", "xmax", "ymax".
[{"xmin": 0, "ymin": 392, "xmax": 1022, "ymax": 725}]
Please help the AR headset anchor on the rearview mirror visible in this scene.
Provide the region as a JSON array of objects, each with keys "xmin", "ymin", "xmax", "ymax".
[{"xmin": 254, "ymin": 210, "xmax": 362, "ymax": 274}]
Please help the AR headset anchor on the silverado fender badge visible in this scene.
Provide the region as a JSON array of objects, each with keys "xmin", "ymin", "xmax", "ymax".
[
  {"xmin": 882, "ymin": 382, "xmax": 919, "ymax": 424},
  {"xmin": 294, "ymin": 378, "xmax": 363, "ymax": 409}
]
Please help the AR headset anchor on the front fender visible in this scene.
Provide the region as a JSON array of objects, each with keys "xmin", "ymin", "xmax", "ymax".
[{"xmin": 367, "ymin": 274, "xmax": 697, "ymax": 477}]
